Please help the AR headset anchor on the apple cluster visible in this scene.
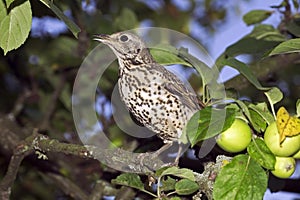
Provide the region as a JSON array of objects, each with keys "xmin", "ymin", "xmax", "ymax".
[
  {"xmin": 264, "ymin": 122, "xmax": 300, "ymax": 178},
  {"xmin": 216, "ymin": 119, "xmax": 299, "ymax": 179}
]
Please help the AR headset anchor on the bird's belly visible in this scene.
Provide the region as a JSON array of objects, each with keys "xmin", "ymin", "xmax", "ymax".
[{"xmin": 118, "ymin": 77, "xmax": 194, "ymax": 142}]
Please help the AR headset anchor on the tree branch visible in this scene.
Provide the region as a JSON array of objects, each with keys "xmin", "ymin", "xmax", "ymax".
[
  {"xmin": 45, "ymin": 173, "xmax": 89, "ymax": 200},
  {"xmin": 0, "ymin": 154, "xmax": 29, "ymax": 200},
  {"xmin": 40, "ymin": 74, "xmax": 67, "ymax": 130}
]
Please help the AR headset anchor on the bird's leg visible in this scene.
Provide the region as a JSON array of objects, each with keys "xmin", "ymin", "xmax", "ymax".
[
  {"xmin": 173, "ymin": 144, "xmax": 182, "ymax": 166},
  {"xmin": 138, "ymin": 142, "xmax": 174, "ymax": 169},
  {"xmin": 152, "ymin": 142, "xmax": 173, "ymax": 157},
  {"xmin": 152, "ymin": 142, "xmax": 183, "ymax": 166}
]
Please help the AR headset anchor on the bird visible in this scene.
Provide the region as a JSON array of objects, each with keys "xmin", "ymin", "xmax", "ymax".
[{"xmin": 94, "ymin": 32, "xmax": 201, "ymax": 165}]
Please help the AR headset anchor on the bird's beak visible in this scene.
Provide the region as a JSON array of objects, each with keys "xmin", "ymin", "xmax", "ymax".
[{"xmin": 93, "ymin": 34, "xmax": 110, "ymax": 42}]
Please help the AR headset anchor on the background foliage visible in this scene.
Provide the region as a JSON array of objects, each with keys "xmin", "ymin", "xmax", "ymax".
[{"xmin": 0, "ymin": 0, "xmax": 300, "ymax": 199}]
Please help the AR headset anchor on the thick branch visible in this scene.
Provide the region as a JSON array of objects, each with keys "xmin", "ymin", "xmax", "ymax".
[{"xmin": 35, "ymin": 135, "xmax": 165, "ymax": 173}]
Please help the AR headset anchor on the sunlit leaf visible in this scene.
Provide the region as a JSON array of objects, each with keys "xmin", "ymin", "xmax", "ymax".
[
  {"xmin": 269, "ymin": 38, "xmax": 300, "ymax": 55},
  {"xmin": 158, "ymin": 167, "xmax": 195, "ymax": 181},
  {"xmin": 264, "ymin": 87, "xmax": 283, "ymax": 107},
  {"xmin": 248, "ymin": 24, "xmax": 285, "ymax": 41},
  {"xmin": 247, "ymin": 138, "xmax": 276, "ymax": 170},
  {"xmin": 213, "ymin": 155, "xmax": 268, "ymax": 200},
  {"xmin": 249, "ymin": 110, "xmax": 267, "ymax": 132},
  {"xmin": 150, "ymin": 45, "xmax": 192, "ymax": 67},
  {"xmin": 248, "ymin": 103, "xmax": 275, "ymax": 125},
  {"xmin": 186, "ymin": 107, "xmax": 236, "ymax": 146},
  {"xmin": 0, "ymin": 0, "xmax": 32, "ymax": 55},
  {"xmin": 235, "ymin": 100, "xmax": 251, "ymax": 121},
  {"xmin": 5, "ymin": 0, "xmax": 14, "ymax": 7},
  {"xmin": 248, "ymin": 103, "xmax": 274, "ymax": 132}
]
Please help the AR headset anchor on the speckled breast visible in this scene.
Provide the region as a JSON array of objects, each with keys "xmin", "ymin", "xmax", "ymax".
[{"xmin": 118, "ymin": 63, "xmax": 197, "ymax": 142}]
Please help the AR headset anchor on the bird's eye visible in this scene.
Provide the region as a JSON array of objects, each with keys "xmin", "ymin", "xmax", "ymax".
[{"xmin": 120, "ymin": 35, "xmax": 129, "ymax": 42}]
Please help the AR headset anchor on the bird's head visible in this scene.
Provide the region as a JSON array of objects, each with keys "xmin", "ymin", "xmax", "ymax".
[{"xmin": 94, "ymin": 32, "xmax": 150, "ymax": 62}]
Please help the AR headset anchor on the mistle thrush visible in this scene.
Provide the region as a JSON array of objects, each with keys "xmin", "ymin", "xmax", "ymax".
[{"xmin": 94, "ymin": 32, "xmax": 201, "ymax": 164}]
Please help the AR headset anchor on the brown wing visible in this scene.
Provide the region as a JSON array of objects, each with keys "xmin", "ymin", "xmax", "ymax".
[
  {"xmin": 164, "ymin": 80, "xmax": 200, "ymax": 111},
  {"xmin": 162, "ymin": 67, "xmax": 201, "ymax": 111}
]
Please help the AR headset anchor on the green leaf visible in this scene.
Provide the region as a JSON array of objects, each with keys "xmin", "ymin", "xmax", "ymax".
[
  {"xmin": 248, "ymin": 24, "xmax": 285, "ymax": 41},
  {"xmin": 160, "ymin": 177, "xmax": 176, "ymax": 192},
  {"xmin": 186, "ymin": 107, "xmax": 236, "ymax": 146},
  {"xmin": 154, "ymin": 166, "xmax": 170, "ymax": 177},
  {"xmin": 296, "ymin": 99, "xmax": 300, "ymax": 117},
  {"xmin": 170, "ymin": 197, "xmax": 181, "ymax": 200},
  {"xmin": 235, "ymin": 100, "xmax": 251, "ymax": 122},
  {"xmin": 213, "ymin": 155, "xmax": 268, "ymax": 200},
  {"xmin": 178, "ymin": 47, "xmax": 214, "ymax": 85},
  {"xmin": 38, "ymin": 0, "xmax": 81, "ymax": 38},
  {"xmin": 218, "ymin": 57, "xmax": 269, "ymax": 91},
  {"xmin": 175, "ymin": 179, "xmax": 199, "ymax": 195},
  {"xmin": 234, "ymin": 99, "xmax": 268, "ymax": 132},
  {"xmin": 286, "ymin": 19, "xmax": 300, "ymax": 37},
  {"xmin": 247, "ymin": 138, "xmax": 276, "ymax": 170},
  {"xmin": 249, "ymin": 109, "xmax": 267, "ymax": 133},
  {"xmin": 0, "ymin": 2, "xmax": 6, "ymax": 22},
  {"xmin": 243, "ymin": 10, "xmax": 273, "ymax": 25},
  {"xmin": 264, "ymin": 87, "xmax": 283, "ymax": 118},
  {"xmin": 216, "ymin": 25, "xmax": 285, "ymax": 61},
  {"xmin": 111, "ymin": 173, "xmax": 144, "ymax": 190},
  {"xmin": 159, "ymin": 167, "xmax": 195, "ymax": 182},
  {"xmin": 269, "ymin": 38, "xmax": 300, "ymax": 56},
  {"xmin": 264, "ymin": 87, "xmax": 283, "ymax": 107},
  {"xmin": 5, "ymin": 0, "xmax": 14, "ymax": 7},
  {"xmin": 178, "ymin": 48, "xmax": 225, "ymax": 100},
  {"xmin": 150, "ymin": 45, "xmax": 192, "ymax": 67},
  {"xmin": 248, "ymin": 103, "xmax": 275, "ymax": 126},
  {"xmin": 0, "ymin": 0, "xmax": 32, "ymax": 55}
]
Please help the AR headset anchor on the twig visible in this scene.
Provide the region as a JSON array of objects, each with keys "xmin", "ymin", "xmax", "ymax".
[
  {"xmin": 0, "ymin": 137, "xmax": 34, "ymax": 199},
  {"xmin": 8, "ymin": 88, "xmax": 31, "ymax": 120},
  {"xmin": 45, "ymin": 173, "xmax": 89, "ymax": 200},
  {"xmin": 40, "ymin": 74, "xmax": 66, "ymax": 130}
]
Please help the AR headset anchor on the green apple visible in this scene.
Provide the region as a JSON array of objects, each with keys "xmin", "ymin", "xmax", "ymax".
[
  {"xmin": 264, "ymin": 122, "xmax": 300, "ymax": 157},
  {"xmin": 293, "ymin": 149, "xmax": 300, "ymax": 159},
  {"xmin": 271, "ymin": 156, "xmax": 296, "ymax": 178},
  {"xmin": 216, "ymin": 119, "xmax": 252, "ymax": 153}
]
